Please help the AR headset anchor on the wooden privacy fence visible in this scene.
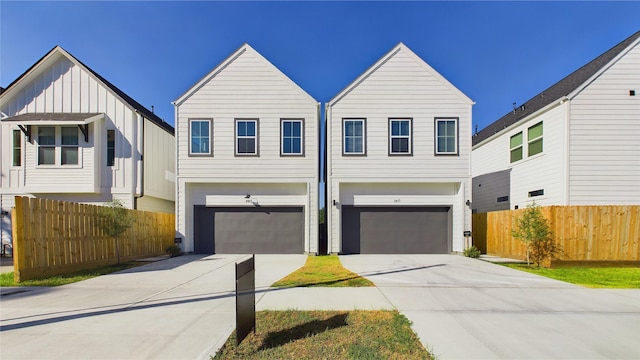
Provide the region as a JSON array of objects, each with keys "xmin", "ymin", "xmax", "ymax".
[
  {"xmin": 12, "ymin": 196, "xmax": 175, "ymax": 282},
  {"xmin": 472, "ymin": 206, "xmax": 640, "ymax": 266}
]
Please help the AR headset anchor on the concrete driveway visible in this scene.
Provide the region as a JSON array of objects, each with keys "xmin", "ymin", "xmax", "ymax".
[
  {"xmin": 0, "ymin": 254, "xmax": 306, "ymax": 360},
  {"xmin": 340, "ymin": 254, "xmax": 640, "ymax": 360}
]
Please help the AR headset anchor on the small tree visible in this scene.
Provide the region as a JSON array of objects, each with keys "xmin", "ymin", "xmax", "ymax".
[
  {"xmin": 511, "ymin": 203, "xmax": 561, "ymax": 267},
  {"xmin": 98, "ymin": 198, "xmax": 135, "ymax": 264}
]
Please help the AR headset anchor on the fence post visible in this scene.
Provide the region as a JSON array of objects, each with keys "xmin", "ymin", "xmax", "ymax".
[{"xmin": 13, "ymin": 197, "xmax": 24, "ymax": 283}]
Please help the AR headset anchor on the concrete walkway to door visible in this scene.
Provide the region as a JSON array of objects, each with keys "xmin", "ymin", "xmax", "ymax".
[{"xmin": 340, "ymin": 254, "xmax": 640, "ymax": 360}]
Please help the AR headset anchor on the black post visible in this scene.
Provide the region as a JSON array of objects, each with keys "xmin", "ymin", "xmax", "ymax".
[{"xmin": 235, "ymin": 254, "xmax": 256, "ymax": 346}]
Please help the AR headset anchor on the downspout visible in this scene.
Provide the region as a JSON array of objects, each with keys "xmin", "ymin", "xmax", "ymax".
[
  {"xmin": 133, "ymin": 111, "xmax": 144, "ymax": 209},
  {"xmin": 316, "ymin": 102, "xmax": 321, "ymax": 255},
  {"xmin": 324, "ymin": 103, "xmax": 330, "ymax": 254}
]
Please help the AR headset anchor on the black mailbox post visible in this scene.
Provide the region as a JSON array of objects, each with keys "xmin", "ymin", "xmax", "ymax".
[{"xmin": 235, "ymin": 255, "xmax": 256, "ymax": 346}]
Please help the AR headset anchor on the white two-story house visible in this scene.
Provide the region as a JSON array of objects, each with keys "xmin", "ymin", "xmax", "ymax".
[
  {"xmin": 0, "ymin": 46, "xmax": 175, "ymax": 246},
  {"xmin": 326, "ymin": 43, "xmax": 474, "ymax": 254},
  {"xmin": 173, "ymin": 44, "xmax": 320, "ymax": 254},
  {"xmin": 472, "ymin": 30, "xmax": 640, "ymax": 213}
]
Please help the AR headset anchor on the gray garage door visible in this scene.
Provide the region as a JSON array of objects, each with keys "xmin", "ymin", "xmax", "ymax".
[
  {"xmin": 341, "ymin": 206, "xmax": 450, "ymax": 254},
  {"xmin": 194, "ymin": 206, "xmax": 304, "ymax": 254}
]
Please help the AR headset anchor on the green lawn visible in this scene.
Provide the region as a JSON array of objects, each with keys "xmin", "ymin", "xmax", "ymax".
[
  {"xmin": 0, "ymin": 262, "xmax": 144, "ymax": 287},
  {"xmin": 504, "ymin": 264, "xmax": 640, "ymax": 288},
  {"xmin": 213, "ymin": 310, "xmax": 432, "ymax": 360},
  {"xmin": 271, "ymin": 255, "xmax": 374, "ymax": 288}
]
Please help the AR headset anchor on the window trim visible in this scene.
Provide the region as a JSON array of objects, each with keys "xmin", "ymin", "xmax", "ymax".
[
  {"xmin": 527, "ymin": 121, "xmax": 543, "ymax": 157},
  {"xmin": 342, "ymin": 118, "xmax": 367, "ymax": 156},
  {"xmin": 188, "ymin": 118, "xmax": 213, "ymax": 157},
  {"xmin": 510, "ymin": 131, "xmax": 524, "ymax": 163},
  {"xmin": 234, "ymin": 118, "xmax": 259, "ymax": 157},
  {"xmin": 434, "ymin": 117, "xmax": 459, "ymax": 156},
  {"xmin": 280, "ymin": 118, "xmax": 305, "ymax": 157},
  {"xmin": 12, "ymin": 129, "xmax": 22, "ymax": 167},
  {"xmin": 388, "ymin": 118, "xmax": 413, "ymax": 156}
]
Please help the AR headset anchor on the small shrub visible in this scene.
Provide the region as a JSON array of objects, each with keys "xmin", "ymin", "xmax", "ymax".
[
  {"xmin": 512, "ymin": 202, "xmax": 562, "ymax": 267},
  {"xmin": 166, "ymin": 245, "xmax": 181, "ymax": 257},
  {"xmin": 463, "ymin": 246, "xmax": 481, "ymax": 258}
]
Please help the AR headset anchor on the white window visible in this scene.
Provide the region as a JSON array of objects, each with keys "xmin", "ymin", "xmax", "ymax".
[
  {"xmin": 435, "ymin": 118, "xmax": 458, "ymax": 155},
  {"xmin": 510, "ymin": 132, "xmax": 523, "ymax": 163},
  {"xmin": 527, "ymin": 122, "xmax": 543, "ymax": 156},
  {"xmin": 236, "ymin": 119, "xmax": 258, "ymax": 155},
  {"xmin": 189, "ymin": 119, "xmax": 212, "ymax": 156},
  {"xmin": 38, "ymin": 126, "xmax": 56, "ymax": 165},
  {"xmin": 12, "ymin": 129, "xmax": 21, "ymax": 166},
  {"xmin": 281, "ymin": 119, "xmax": 303, "ymax": 156},
  {"xmin": 61, "ymin": 127, "xmax": 79, "ymax": 165},
  {"xmin": 343, "ymin": 118, "xmax": 365, "ymax": 155},
  {"xmin": 389, "ymin": 118, "xmax": 412, "ymax": 155},
  {"xmin": 37, "ymin": 126, "xmax": 79, "ymax": 166}
]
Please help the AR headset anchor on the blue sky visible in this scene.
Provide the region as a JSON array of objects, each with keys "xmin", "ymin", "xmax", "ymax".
[{"xmin": 1, "ymin": 1, "xmax": 639, "ymax": 132}]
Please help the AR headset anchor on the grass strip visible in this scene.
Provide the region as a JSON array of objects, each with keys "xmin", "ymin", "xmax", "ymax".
[
  {"xmin": 272, "ymin": 255, "xmax": 374, "ymax": 288},
  {"xmin": 503, "ymin": 264, "xmax": 640, "ymax": 288},
  {"xmin": 0, "ymin": 262, "xmax": 145, "ymax": 287},
  {"xmin": 213, "ymin": 310, "xmax": 432, "ymax": 360}
]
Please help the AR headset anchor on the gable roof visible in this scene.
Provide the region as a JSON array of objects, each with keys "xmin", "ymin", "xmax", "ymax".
[
  {"xmin": 328, "ymin": 42, "xmax": 473, "ymax": 107},
  {"xmin": 0, "ymin": 46, "xmax": 174, "ymax": 135},
  {"xmin": 473, "ymin": 30, "xmax": 640, "ymax": 147},
  {"xmin": 173, "ymin": 43, "xmax": 317, "ymax": 107}
]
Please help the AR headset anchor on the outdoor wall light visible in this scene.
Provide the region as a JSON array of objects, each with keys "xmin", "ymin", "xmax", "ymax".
[
  {"xmin": 244, "ymin": 194, "xmax": 251, "ymax": 199},
  {"xmin": 465, "ymin": 200, "xmax": 471, "ymax": 206},
  {"xmin": 332, "ymin": 199, "xmax": 338, "ymax": 206}
]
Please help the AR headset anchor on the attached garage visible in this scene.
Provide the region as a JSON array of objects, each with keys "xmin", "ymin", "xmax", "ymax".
[
  {"xmin": 341, "ymin": 206, "xmax": 450, "ymax": 254},
  {"xmin": 194, "ymin": 206, "xmax": 304, "ymax": 254}
]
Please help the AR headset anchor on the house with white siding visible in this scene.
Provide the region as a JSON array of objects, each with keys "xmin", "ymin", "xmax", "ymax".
[
  {"xmin": 173, "ymin": 44, "xmax": 319, "ymax": 254},
  {"xmin": 472, "ymin": 31, "xmax": 640, "ymax": 213},
  {"xmin": 0, "ymin": 46, "xmax": 175, "ymax": 247},
  {"xmin": 326, "ymin": 43, "xmax": 474, "ymax": 254}
]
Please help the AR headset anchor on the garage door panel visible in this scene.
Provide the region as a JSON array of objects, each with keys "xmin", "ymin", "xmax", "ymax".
[
  {"xmin": 194, "ymin": 206, "xmax": 303, "ymax": 254},
  {"xmin": 342, "ymin": 206, "xmax": 450, "ymax": 254}
]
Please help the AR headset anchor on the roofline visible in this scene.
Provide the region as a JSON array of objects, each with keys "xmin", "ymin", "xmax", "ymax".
[
  {"xmin": 328, "ymin": 42, "xmax": 473, "ymax": 107},
  {"xmin": 0, "ymin": 46, "xmax": 174, "ymax": 135},
  {"xmin": 173, "ymin": 43, "xmax": 317, "ymax": 107},
  {"xmin": 473, "ymin": 30, "xmax": 640, "ymax": 147}
]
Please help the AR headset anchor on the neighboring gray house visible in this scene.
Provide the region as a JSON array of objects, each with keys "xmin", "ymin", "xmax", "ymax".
[
  {"xmin": 173, "ymin": 44, "xmax": 320, "ymax": 254},
  {"xmin": 472, "ymin": 30, "xmax": 640, "ymax": 213},
  {"xmin": 0, "ymin": 46, "xmax": 175, "ymax": 247},
  {"xmin": 326, "ymin": 43, "xmax": 474, "ymax": 254}
]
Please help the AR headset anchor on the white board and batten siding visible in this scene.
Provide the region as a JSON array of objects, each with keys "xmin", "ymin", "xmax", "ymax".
[
  {"xmin": 568, "ymin": 40, "xmax": 640, "ymax": 205},
  {"xmin": 174, "ymin": 44, "xmax": 320, "ymax": 253},
  {"xmin": 0, "ymin": 51, "xmax": 140, "ymax": 197},
  {"xmin": 0, "ymin": 46, "xmax": 176, "ymax": 244},
  {"xmin": 327, "ymin": 43, "xmax": 474, "ymax": 253},
  {"xmin": 472, "ymin": 103, "xmax": 568, "ymax": 209}
]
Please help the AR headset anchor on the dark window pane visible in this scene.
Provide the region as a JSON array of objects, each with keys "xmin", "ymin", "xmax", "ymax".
[
  {"xmin": 292, "ymin": 121, "xmax": 301, "ymax": 137},
  {"xmin": 529, "ymin": 139, "xmax": 543, "ymax": 156},
  {"xmin": 400, "ymin": 121, "xmax": 409, "ymax": 136},
  {"xmin": 510, "ymin": 147, "xmax": 523, "ymax": 162},
  {"xmin": 238, "ymin": 138, "xmax": 256, "ymax": 154},
  {"xmin": 62, "ymin": 127, "xmax": 78, "ymax": 146},
  {"xmin": 38, "ymin": 127, "xmax": 55, "ymax": 145},
  {"xmin": 107, "ymin": 130, "xmax": 115, "ymax": 166},
  {"xmin": 61, "ymin": 147, "xmax": 78, "ymax": 165},
  {"xmin": 39, "ymin": 147, "xmax": 55, "ymax": 165},
  {"xmin": 283, "ymin": 139, "xmax": 292, "ymax": 154},
  {"xmin": 293, "ymin": 138, "xmax": 301, "ymax": 154}
]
